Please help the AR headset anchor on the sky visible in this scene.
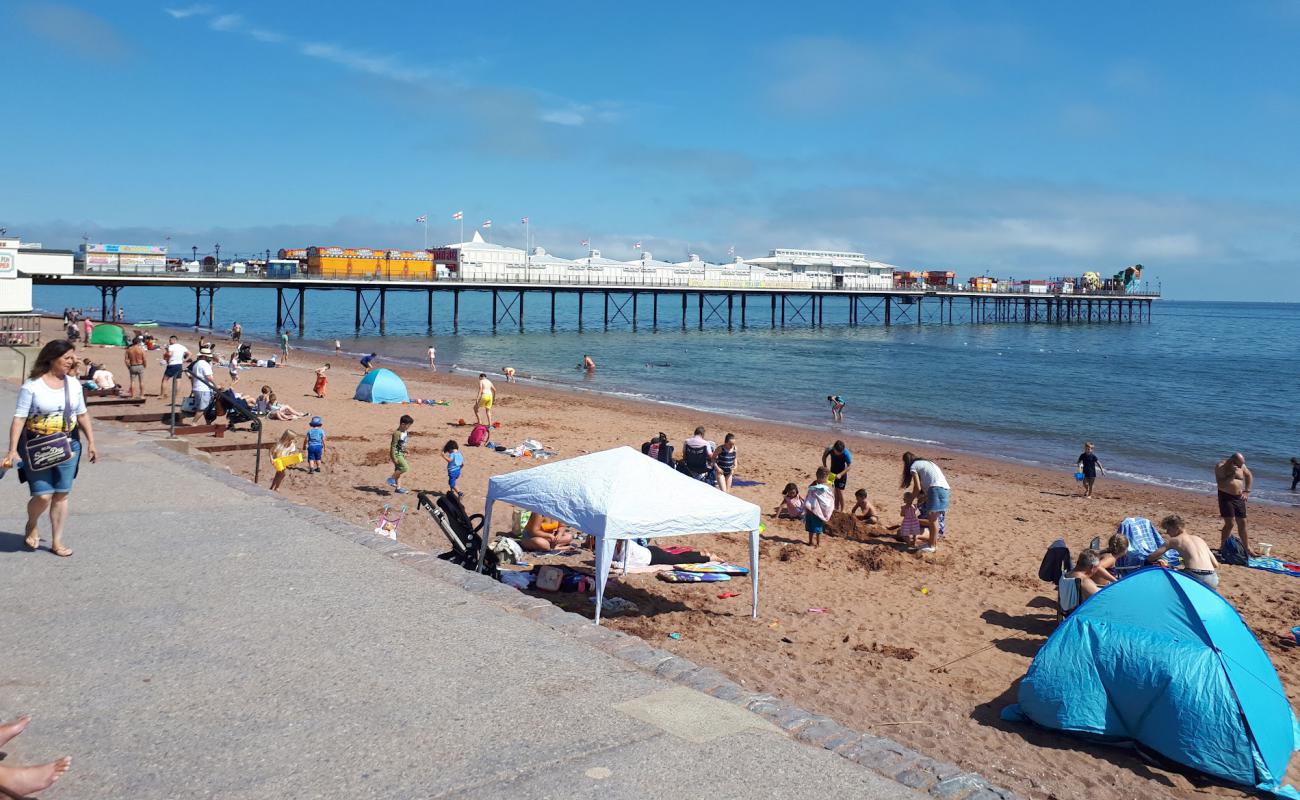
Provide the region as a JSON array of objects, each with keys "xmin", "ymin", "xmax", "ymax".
[{"xmin": 2, "ymin": 1, "xmax": 1299, "ymax": 301}]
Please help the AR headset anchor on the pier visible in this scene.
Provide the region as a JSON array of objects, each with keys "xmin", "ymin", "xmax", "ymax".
[{"xmin": 32, "ymin": 273, "xmax": 1159, "ymax": 333}]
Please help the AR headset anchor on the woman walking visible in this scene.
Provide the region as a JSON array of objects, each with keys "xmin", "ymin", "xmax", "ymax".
[
  {"xmin": 6, "ymin": 340, "xmax": 99, "ymax": 557},
  {"xmin": 900, "ymin": 451, "xmax": 949, "ymax": 555}
]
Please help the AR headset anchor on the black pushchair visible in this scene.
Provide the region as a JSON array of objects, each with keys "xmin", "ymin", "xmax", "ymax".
[
  {"xmin": 191, "ymin": 372, "xmax": 261, "ymax": 431},
  {"xmin": 236, "ymin": 343, "xmax": 254, "ymax": 364},
  {"xmin": 417, "ymin": 491, "xmax": 498, "ymax": 578}
]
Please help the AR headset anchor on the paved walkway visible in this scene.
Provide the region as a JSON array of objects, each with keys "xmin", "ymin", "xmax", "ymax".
[{"xmin": 0, "ymin": 387, "xmax": 934, "ymax": 799}]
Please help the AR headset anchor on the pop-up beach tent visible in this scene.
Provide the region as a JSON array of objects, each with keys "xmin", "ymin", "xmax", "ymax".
[
  {"xmin": 1004, "ymin": 567, "xmax": 1300, "ymax": 797},
  {"xmin": 354, "ymin": 368, "xmax": 409, "ymax": 404},
  {"xmin": 481, "ymin": 446, "xmax": 762, "ymax": 623},
  {"xmin": 87, "ymin": 323, "xmax": 128, "ymax": 347}
]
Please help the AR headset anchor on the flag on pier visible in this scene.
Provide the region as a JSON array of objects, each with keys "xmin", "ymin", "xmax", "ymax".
[
  {"xmin": 581, "ymin": 239, "xmax": 589, "ymax": 246},
  {"xmin": 633, "ymin": 241, "xmax": 642, "ymax": 249},
  {"xmin": 452, "ymin": 211, "xmax": 463, "ymax": 220},
  {"xmin": 415, "ymin": 214, "xmax": 427, "ymax": 223},
  {"xmin": 482, "ymin": 219, "xmax": 493, "ymax": 229},
  {"xmin": 520, "ymin": 216, "xmax": 529, "ymax": 225}
]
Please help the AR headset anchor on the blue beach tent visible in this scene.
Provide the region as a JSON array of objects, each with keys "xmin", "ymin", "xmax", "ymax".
[
  {"xmin": 1004, "ymin": 567, "xmax": 1300, "ymax": 797},
  {"xmin": 353, "ymin": 368, "xmax": 409, "ymax": 404}
]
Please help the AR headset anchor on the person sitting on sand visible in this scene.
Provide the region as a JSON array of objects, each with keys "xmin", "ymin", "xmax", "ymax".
[
  {"xmin": 804, "ymin": 468, "xmax": 835, "ymax": 547},
  {"xmin": 775, "ymin": 482, "xmax": 805, "ymax": 519},
  {"xmin": 1060, "ymin": 548, "xmax": 1108, "ymax": 613},
  {"xmin": 313, "ymin": 363, "xmax": 330, "ymax": 399},
  {"xmin": 1147, "ymin": 514, "xmax": 1221, "ymax": 591},
  {"xmin": 0, "ymin": 715, "xmax": 71, "ymax": 798},
  {"xmin": 265, "ymin": 391, "xmax": 306, "ymax": 421},
  {"xmin": 521, "ymin": 513, "xmax": 574, "ymax": 552},
  {"xmin": 1095, "ymin": 532, "xmax": 1131, "ymax": 578},
  {"xmin": 852, "ymin": 488, "xmax": 880, "ymax": 525}
]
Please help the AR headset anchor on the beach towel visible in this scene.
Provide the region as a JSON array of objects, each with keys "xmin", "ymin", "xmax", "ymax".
[
  {"xmin": 1038, "ymin": 538, "xmax": 1072, "ymax": 583},
  {"xmin": 675, "ymin": 562, "xmax": 750, "ymax": 575},
  {"xmin": 658, "ymin": 570, "xmax": 732, "ymax": 583},
  {"xmin": 1245, "ymin": 557, "xmax": 1300, "ymax": 577},
  {"xmin": 732, "ymin": 479, "xmax": 765, "ymax": 487},
  {"xmin": 1114, "ymin": 517, "xmax": 1181, "ymax": 570}
]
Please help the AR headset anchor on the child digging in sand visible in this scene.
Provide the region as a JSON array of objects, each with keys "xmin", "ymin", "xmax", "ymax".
[
  {"xmin": 852, "ymin": 488, "xmax": 880, "ymax": 525},
  {"xmin": 804, "ymin": 467, "xmax": 835, "ymax": 547},
  {"xmin": 270, "ymin": 430, "xmax": 298, "ymax": 492},
  {"xmin": 386, "ymin": 414, "xmax": 414, "ymax": 494},
  {"xmin": 775, "ymin": 482, "xmax": 804, "ymax": 519},
  {"xmin": 441, "ymin": 439, "xmax": 463, "ymax": 496}
]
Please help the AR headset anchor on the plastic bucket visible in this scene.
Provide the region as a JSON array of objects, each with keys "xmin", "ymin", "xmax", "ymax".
[{"xmin": 1292, "ymin": 626, "xmax": 1300, "ymax": 645}]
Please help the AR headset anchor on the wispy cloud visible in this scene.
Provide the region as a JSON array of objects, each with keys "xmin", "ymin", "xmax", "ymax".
[
  {"xmin": 163, "ymin": 4, "xmax": 212, "ymax": 19},
  {"xmin": 160, "ymin": 6, "xmax": 612, "ymax": 128},
  {"xmin": 17, "ymin": 3, "xmax": 128, "ymax": 62}
]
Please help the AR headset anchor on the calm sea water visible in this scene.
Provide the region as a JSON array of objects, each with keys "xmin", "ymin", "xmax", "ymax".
[{"xmin": 39, "ymin": 285, "xmax": 1300, "ymax": 504}]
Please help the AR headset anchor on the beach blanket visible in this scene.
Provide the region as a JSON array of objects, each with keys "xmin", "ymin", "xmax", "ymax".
[
  {"xmin": 658, "ymin": 570, "xmax": 732, "ymax": 583},
  {"xmin": 1114, "ymin": 517, "xmax": 1181, "ymax": 571},
  {"xmin": 1245, "ymin": 557, "xmax": 1300, "ymax": 577},
  {"xmin": 675, "ymin": 562, "xmax": 750, "ymax": 576},
  {"xmin": 732, "ymin": 479, "xmax": 765, "ymax": 487}
]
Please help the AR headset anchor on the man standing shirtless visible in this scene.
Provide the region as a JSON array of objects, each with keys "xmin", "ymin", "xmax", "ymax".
[
  {"xmin": 1214, "ymin": 452, "xmax": 1254, "ymax": 556},
  {"xmin": 474, "ymin": 373, "xmax": 496, "ymax": 428}
]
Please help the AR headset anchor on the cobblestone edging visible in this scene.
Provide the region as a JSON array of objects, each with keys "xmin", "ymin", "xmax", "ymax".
[{"xmin": 150, "ymin": 441, "xmax": 1023, "ymax": 800}]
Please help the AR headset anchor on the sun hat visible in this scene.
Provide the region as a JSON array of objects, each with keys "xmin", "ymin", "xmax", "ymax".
[{"xmin": 309, "ymin": 416, "xmax": 323, "ymax": 427}]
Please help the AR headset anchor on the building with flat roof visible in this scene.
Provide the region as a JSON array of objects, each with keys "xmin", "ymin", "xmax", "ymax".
[{"xmin": 744, "ymin": 247, "xmax": 895, "ymax": 289}]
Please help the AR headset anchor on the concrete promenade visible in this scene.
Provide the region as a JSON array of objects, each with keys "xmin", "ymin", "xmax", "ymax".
[{"xmin": 0, "ymin": 388, "xmax": 1006, "ymax": 798}]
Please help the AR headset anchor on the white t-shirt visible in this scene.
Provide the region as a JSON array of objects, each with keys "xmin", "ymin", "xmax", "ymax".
[
  {"xmin": 166, "ymin": 343, "xmax": 189, "ymax": 366},
  {"xmin": 911, "ymin": 460, "xmax": 950, "ymax": 491},
  {"xmin": 191, "ymin": 358, "xmax": 214, "ymax": 393},
  {"xmin": 15, "ymin": 376, "xmax": 87, "ymax": 434},
  {"xmin": 617, "ymin": 540, "xmax": 652, "ymax": 568}
]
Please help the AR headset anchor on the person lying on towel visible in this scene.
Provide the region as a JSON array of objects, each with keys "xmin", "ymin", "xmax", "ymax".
[{"xmin": 611, "ymin": 539, "xmax": 718, "ymax": 568}]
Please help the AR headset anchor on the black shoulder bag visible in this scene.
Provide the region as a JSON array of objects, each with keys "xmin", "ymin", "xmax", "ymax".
[{"xmin": 23, "ymin": 379, "xmax": 77, "ymax": 469}]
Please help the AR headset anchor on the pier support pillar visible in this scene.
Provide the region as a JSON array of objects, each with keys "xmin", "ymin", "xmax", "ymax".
[
  {"xmin": 603, "ymin": 292, "xmax": 609, "ymax": 326},
  {"xmin": 698, "ymin": 293, "xmax": 704, "ymax": 329},
  {"xmin": 727, "ymin": 294, "xmax": 733, "ymax": 328},
  {"xmin": 916, "ymin": 296, "xmax": 922, "ymax": 326},
  {"xmin": 379, "ymin": 289, "xmax": 387, "ymax": 332},
  {"xmin": 817, "ymin": 296, "xmax": 823, "ymax": 326},
  {"xmin": 453, "ymin": 290, "xmax": 460, "ymax": 328},
  {"xmin": 653, "ymin": 292, "xmax": 658, "ymax": 327},
  {"xmin": 681, "ymin": 293, "xmax": 687, "ymax": 327},
  {"xmin": 354, "ymin": 290, "xmax": 361, "ymax": 329},
  {"xmin": 297, "ymin": 289, "xmax": 304, "ymax": 332},
  {"xmin": 518, "ymin": 292, "xmax": 525, "ymax": 328},
  {"xmin": 780, "ymin": 295, "xmax": 786, "ymax": 326},
  {"xmin": 491, "ymin": 289, "xmax": 499, "ymax": 328},
  {"xmin": 885, "ymin": 296, "xmax": 892, "ymax": 326},
  {"xmin": 740, "ymin": 293, "xmax": 747, "ymax": 327},
  {"xmin": 427, "ymin": 289, "xmax": 434, "ymax": 328},
  {"xmin": 550, "ymin": 291, "xmax": 556, "ymax": 327},
  {"xmin": 770, "ymin": 294, "xmax": 776, "ymax": 327},
  {"xmin": 578, "ymin": 292, "xmax": 584, "ymax": 327},
  {"xmin": 632, "ymin": 292, "xmax": 638, "ymax": 328}
]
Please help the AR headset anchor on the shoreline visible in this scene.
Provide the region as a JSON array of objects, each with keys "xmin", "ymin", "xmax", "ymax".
[{"xmin": 52, "ymin": 316, "xmax": 1300, "ymax": 799}]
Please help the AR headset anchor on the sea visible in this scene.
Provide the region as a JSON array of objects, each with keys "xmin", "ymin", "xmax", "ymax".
[{"xmin": 38, "ymin": 285, "xmax": 1300, "ymax": 505}]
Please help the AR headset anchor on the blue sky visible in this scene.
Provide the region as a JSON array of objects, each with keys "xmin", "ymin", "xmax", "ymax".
[{"xmin": 3, "ymin": 1, "xmax": 1298, "ymax": 300}]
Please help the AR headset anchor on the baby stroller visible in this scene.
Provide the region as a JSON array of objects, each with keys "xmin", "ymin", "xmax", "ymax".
[
  {"xmin": 193, "ymin": 372, "xmax": 261, "ymax": 432},
  {"xmin": 417, "ymin": 491, "xmax": 498, "ymax": 579},
  {"xmin": 236, "ymin": 342, "xmax": 254, "ymax": 364}
]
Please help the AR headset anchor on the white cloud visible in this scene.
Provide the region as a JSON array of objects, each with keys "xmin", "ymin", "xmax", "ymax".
[
  {"xmin": 163, "ymin": 4, "xmax": 212, "ymax": 19},
  {"xmin": 209, "ymin": 13, "xmax": 243, "ymax": 32},
  {"xmin": 298, "ymin": 42, "xmax": 432, "ymax": 84},
  {"xmin": 540, "ymin": 109, "xmax": 586, "ymax": 126}
]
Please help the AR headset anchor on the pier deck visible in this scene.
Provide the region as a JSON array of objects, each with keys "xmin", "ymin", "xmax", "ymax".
[{"xmin": 33, "ymin": 272, "xmax": 1159, "ymax": 332}]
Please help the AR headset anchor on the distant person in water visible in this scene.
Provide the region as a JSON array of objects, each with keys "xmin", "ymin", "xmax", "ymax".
[
  {"xmin": 827, "ymin": 395, "xmax": 844, "ymax": 423},
  {"xmin": 502, "ymin": 366, "xmax": 516, "ymax": 382},
  {"xmin": 229, "ymin": 322, "xmax": 242, "ymax": 341},
  {"xmin": 427, "ymin": 344, "xmax": 436, "ymax": 369},
  {"xmin": 334, "ymin": 339, "xmax": 341, "ymax": 356},
  {"xmin": 1291, "ymin": 458, "xmax": 1299, "ymax": 491},
  {"xmin": 279, "ymin": 330, "xmax": 290, "ymax": 364},
  {"xmin": 360, "ymin": 352, "xmax": 377, "ymax": 371},
  {"xmin": 581, "ymin": 354, "xmax": 596, "ymax": 372},
  {"xmin": 1076, "ymin": 442, "xmax": 1106, "ymax": 498}
]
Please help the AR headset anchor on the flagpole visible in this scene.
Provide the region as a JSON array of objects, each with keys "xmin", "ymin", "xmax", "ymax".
[{"xmin": 423, "ymin": 217, "xmax": 428, "ymax": 250}]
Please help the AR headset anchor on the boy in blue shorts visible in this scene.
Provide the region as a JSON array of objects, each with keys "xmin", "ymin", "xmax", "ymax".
[
  {"xmin": 441, "ymin": 440, "xmax": 463, "ymax": 496},
  {"xmin": 306, "ymin": 416, "xmax": 326, "ymax": 473}
]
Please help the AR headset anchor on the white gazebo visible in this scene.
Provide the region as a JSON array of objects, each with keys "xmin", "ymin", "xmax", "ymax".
[{"xmin": 481, "ymin": 447, "xmax": 762, "ymax": 623}]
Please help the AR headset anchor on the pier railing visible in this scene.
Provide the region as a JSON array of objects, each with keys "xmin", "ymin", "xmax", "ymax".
[{"xmin": 67, "ymin": 267, "xmax": 1161, "ymax": 297}]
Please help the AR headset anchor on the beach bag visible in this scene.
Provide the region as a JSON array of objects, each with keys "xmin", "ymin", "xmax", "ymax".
[
  {"xmin": 1220, "ymin": 536, "xmax": 1248, "ymax": 566},
  {"xmin": 491, "ymin": 536, "xmax": 524, "ymax": 565},
  {"xmin": 23, "ymin": 380, "xmax": 76, "ymax": 470},
  {"xmin": 536, "ymin": 565, "xmax": 565, "ymax": 592},
  {"xmin": 467, "ymin": 424, "xmax": 489, "ymax": 447}
]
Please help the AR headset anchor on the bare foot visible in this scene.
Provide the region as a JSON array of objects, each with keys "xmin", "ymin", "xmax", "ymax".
[
  {"xmin": 0, "ymin": 715, "xmax": 31, "ymax": 747},
  {"xmin": 0, "ymin": 756, "xmax": 71, "ymax": 796}
]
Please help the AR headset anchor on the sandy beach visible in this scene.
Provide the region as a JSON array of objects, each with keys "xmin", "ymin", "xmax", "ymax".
[{"xmin": 65, "ymin": 318, "xmax": 1300, "ymax": 800}]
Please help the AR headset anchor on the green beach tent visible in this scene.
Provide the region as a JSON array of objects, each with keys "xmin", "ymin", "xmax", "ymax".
[{"xmin": 87, "ymin": 323, "xmax": 128, "ymax": 347}]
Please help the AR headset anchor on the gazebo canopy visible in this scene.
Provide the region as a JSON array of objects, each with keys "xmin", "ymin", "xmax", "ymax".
[{"xmin": 482, "ymin": 447, "xmax": 762, "ymax": 623}]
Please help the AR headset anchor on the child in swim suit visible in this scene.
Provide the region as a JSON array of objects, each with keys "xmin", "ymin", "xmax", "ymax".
[
  {"xmin": 775, "ymin": 482, "xmax": 804, "ymax": 519},
  {"xmin": 899, "ymin": 491, "xmax": 921, "ymax": 545},
  {"xmin": 714, "ymin": 433, "xmax": 737, "ymax": 493}
]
